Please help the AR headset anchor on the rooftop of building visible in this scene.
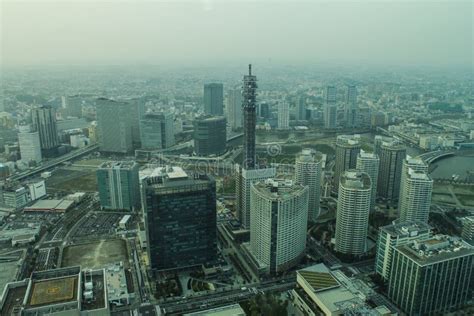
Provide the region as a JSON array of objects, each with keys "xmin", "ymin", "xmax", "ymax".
[
  {"xmin": 0, "ymin": 260, "xmax": 22, "ymax": 296},
  {"xmin": 194, "ymin": 115, "xmax": 226, "ymax": 123},
  {"xmin": 184, "ymin": 303, "xmax": 245, "ymax": 316},
  {"xmin": 0, "ymin": 222, "xmax": 42, "ymax": 240},
  {"xmin": 405, "ymin": 155, "xmax": 427, "ymax": 166},
  {"xmin": 105, "ymin": 262, "xmax": 129, "ymax": 302},
  {"xmin": 358, "ymin": 150, "xmax": 378, "ymax": 159},
  {"xmin": 397, "ymin": 235, "xmax": 474, "ymax": 266},
  {"xmin": 381, "ymin": 140, "xmax": 405, "ymax": 150},
  {"xmin": 24, "ymin": 199, "xmax": 74, "ymax": 212},
  {"xmin": 381, "ymin": 220, "xmax": 431, "ymax": 237},
  {"xmin": 252, "ymin": 178, "xmax": 307, "ymax": 201},
  {"xmin": 296, "ymin": 149, "xmax": 324, "ymax": 162},
  {"xmin": 98, "ymin": 161, "xmax": 137, "ymax": 170},
  {"xmin": 407, "ymin": 168, "xmax": 431, "ymax": 181},
  {"xmin": 340, "ymin": 170, "xmax": 371, "ymax": 190},
  {"xmin": 144, "ymin": 166, "xmax": 214, "ymax": 190},
  {"xmin": 336, "ymin": 134, "xmax": 360, "ymax": 146},
  {"xmin": 296, "ymin": 264, "xmax": 395, "ymax": 315},
  {"xmin": 297, "ymin": 264, "xmax": 340, "ymax": 292},
  {"xmin": 1, "ymin": 281, "xmax": 28, "ymax": 316},
  {"xmin": 26, "ymin": 275, "xmax": 79, "ymax": 308},
  {"xmin": 80, "ymin": 270, "xmax": 107, "ymax": 311}
]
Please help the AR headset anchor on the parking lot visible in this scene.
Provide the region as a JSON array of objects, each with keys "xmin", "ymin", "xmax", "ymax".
[
  {"xmin": 70, "ymin": 212, "xmax": 124, "ymax": 240},
  {"xmin": 34, "ymin": 247, "xmax": 59, "ymax": 271}
]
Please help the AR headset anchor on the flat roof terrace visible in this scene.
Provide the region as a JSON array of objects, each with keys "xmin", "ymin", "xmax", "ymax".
[{"xmin": 26, "ymin": 275, "xmax": 78, "ymax": 308}]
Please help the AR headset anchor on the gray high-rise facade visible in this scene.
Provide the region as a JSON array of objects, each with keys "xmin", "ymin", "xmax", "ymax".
[
  {"xmin": 62, "ymin": 95, "xmax": 83, "ymax": 118},
  {"xmin": 193, "ymin": 116, "xmax": 227, "ymax": 156},
  {"xmin": 334, "ymin": 134, "xmax": 361, "ymax": 191},
  {"xmin": 377, "ymin": 140, "xmax": 406, "ymax": 202},
  {"xmin": 18, "ymin": 125, "xmax": 42, "ymax": 164},
  {"xmin": 142, "ymin": 166, "xmax": 217, "ymax": 271},
  {"xmin": 96, "ymin": 98, "xmax": 133, "ymax": 153},
  {"xmin": 227, "ymin": 89, "xmax": 243, "ymax": 130},
  {"xmin": 204, "ymin": 83, "xmax": 224, "ymax": 116},
  {"xmin": 335, "ymin": 170, "xmax": 371, "ymax": 255},
  {"xmin": 295, "ymin": 149, "xmax": 323, "ymax": 222},
  {"xmin": 31, "ymin": 105, "xmax": 59, "ymax": 156},
  {"xmin": 388, "ymin": 235, "xmax": 474, "ymax": 315},
  {"xmin": 140, "ymin": 112, "xmax": 175, "ymax": 150},
  {"xmin": 324, "ymin": 86, "xmax": 337, "ymax": 129},
  {"xmin": 97, "ymin": 161, "xmax": 140, "ymax": 211},
  {"xmin": 356, "ymin": 150, "xmax": 379, "ymax": 211},
  {"xmin": 345, "ymin": 85, "xmax": 358, "ymax": 128},
  {"xmin": 296, "ymin": 96, "xmax": 306, "ymax": 121}
]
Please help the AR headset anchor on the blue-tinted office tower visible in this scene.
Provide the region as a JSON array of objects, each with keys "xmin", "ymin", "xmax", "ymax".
[
  {"xmin": 193, "ymin": 116, "xmax": 227, "ymax": 156},
  {"xmin": 204, "ymin": 83, "xmax": 224, "ymax": 116},
  {"xmin": 97, "ymin": 161, "xmax": 140, "ymax": 211},
  {"xmin": 140, "ymin": 112, "xmax": 175, "ymax": 150},
  {"xmin": 142, "ymin": 167, "xmax": 217, "ymax": 271}
]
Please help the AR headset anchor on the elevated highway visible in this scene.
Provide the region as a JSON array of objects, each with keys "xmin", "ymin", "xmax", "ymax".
[{"xmin": 9, "ymin": 144, "xmax": 99, "ymax": 182}]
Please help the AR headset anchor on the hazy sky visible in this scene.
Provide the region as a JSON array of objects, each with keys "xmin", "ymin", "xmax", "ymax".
[{"xmin": 1, "ymin": 0, "xmax": 472, "ymax": 67}]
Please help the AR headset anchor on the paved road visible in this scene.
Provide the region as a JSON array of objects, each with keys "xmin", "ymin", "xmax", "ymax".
[
  {"xmin": 9, "ymin": 144, "xmax": 99, "ymax": 181},
  {"xmin": 159, "ymin": 280, "xmax": 295, "ymax": 315}
]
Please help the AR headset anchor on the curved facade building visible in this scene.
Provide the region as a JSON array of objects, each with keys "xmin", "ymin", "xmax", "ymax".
[
  {"xmin": 250, "ymin": 179, "xmax": 308, "ymax": 274},
  {"xmin": 334, "ymin": 134, "xmax": 361, "ymax": 191},
  {"xmin": 356, "ymin": 150, "xmax": 379, "ymax": 211},
  {"xmin": 295, "ymin": 149, "xmax": 323, "ymax": 222},
  {"xmin": 335, "ymin": 170, "xmax": 371, "ymax": 255}
]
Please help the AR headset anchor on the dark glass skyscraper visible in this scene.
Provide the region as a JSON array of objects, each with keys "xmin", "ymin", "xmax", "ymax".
[
  {"xmin": 142, "ymin": 167, "xmax": 217, "ymax": 272},
  {"xmin": 31, "ymin": 105, "xmax": 59, "ymax": 156},
  {"xmin": 203, "ymin": 83, "xmax": 224, "ymax": 116},
  {"xmin": 377, "ymin": 140, "xmax": 406, "ymax": 202},
  {"xmin": 193, "ymin": 116, "xmax": 227, "ymax": 156}
]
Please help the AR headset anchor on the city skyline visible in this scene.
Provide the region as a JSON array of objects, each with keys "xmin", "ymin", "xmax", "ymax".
[{"xmin": 0, "ymin": 2, "xmax": 473, "ymax": 315}]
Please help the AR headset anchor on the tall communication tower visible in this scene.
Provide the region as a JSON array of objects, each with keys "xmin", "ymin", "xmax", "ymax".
[{"xmin": 242, "ymin": 64, "xmax": 257, "ymax": 169}]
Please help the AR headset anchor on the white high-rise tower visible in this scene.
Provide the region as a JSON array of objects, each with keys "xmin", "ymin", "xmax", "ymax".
[
  {"xmin": 295, "ymin": 149, "xmax": 323, "ymax": 222},
  {"xmin": 335, "ymin": 170, "xmax": 371, "ymax": 255},
  {"xmin": 18, "ymin": 125, "xmax": 42, "ymax": 164},
  {"xmin": 399, "ymin": 168, "xmax": 433, "ymax": 223},
  {"xmin": 356, "ymin": 150, "xmax": 379, "ymax": 211},
  {"xmin": 250, "ymin": 179, "xmax": 308, "ymax": 274}
]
